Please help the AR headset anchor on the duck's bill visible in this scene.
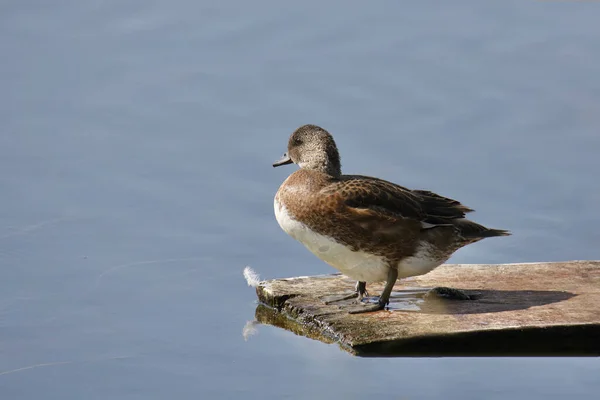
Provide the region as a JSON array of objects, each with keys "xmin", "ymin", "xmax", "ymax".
[{"xmin": 273, "ymin": 153, "xmax": 293, "ymax": 167}]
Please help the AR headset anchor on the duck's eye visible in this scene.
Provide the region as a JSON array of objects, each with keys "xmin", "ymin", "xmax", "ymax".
[{"xmin": 294, "ymin": 138, "xmax": 302, "ymax": 145}]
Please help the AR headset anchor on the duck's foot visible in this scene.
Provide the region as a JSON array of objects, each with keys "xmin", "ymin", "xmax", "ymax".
[
  {"xmin": 348, "ymin": 270, "xmax": 396, "ymax": 314},
  {"xmin": 425, "ymin": 286, "xmax": 473, "ymax": 301},
  {"xmin": 322, "ymin": 281, "xmax": 368, "ymax": 305},
  {"xmin": 347, "ymin": 298, "xmax": 388, "ymax": 314},
  {"xmin": 322, "ymin": 292, "xmax": 358, "ymax": 304}
]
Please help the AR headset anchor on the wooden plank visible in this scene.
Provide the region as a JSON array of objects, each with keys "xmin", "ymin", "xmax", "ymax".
[{"xmin": 253, "ymin": 261, "xmax": 600, "ymax": 356}]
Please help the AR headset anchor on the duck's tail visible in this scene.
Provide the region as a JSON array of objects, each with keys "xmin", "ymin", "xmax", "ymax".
[{"xmin": 454, "ymin": 219, "xmax": 511, "ymax": 240}]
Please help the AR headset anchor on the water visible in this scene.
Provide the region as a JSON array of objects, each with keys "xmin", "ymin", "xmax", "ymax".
[{"xmin": 1, "ymin": 0, "xmax": 599, "ymax": 398}]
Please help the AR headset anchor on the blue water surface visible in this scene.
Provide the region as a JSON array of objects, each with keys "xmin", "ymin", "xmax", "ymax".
[{"xmin": 1, "ymin": 1, "xmax": 599, "ymax": 399}]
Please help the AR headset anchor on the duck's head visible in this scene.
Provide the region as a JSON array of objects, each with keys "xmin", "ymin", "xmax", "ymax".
[{"xmin": 273, "ymin": 124, "xmax": 341, "ymax": 177}]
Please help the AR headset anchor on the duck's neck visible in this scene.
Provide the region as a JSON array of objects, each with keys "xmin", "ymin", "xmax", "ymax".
[{"xmin": 301, "ymin": 151, "xmax": 341, "ymax": 177}]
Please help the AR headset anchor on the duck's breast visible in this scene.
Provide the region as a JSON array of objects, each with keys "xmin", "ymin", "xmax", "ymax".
[{"xmin": 274, "ymin": 198, "xmax": 390, "ymax": 283}]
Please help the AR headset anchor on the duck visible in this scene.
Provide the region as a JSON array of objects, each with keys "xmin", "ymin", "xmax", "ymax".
[{"xmin": 273, "ymin": 124, "xmax": 510, "ymax": 313}]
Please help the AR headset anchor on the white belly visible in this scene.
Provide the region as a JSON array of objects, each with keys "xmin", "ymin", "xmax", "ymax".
[
  {"xmin": 275, "ymin": 198, "xmax": 389, "ymax": 282},
  {"xmin": 274, "ymin": 198, "xmax": 446, "ymax": 282}
]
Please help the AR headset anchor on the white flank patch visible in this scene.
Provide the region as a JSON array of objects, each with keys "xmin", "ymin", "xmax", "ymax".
[
  {"xmin": 397, "ymin": 242, "xmax": 446, "ymax": 278},
  {"xmin": 274, "ymin": 199, "xmax": 390, "ymax": 283},
  {"xmin": 243, "ymin": 266, "xmax": 261, "ymax": 288}
]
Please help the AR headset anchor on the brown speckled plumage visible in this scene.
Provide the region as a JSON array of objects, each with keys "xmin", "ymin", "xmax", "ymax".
[{"xmin": 273, "ymin": 124, "xmax": 510, "ymax": 312}]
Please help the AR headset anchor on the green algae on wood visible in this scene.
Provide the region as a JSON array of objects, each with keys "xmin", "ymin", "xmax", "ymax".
[{"xmin": 254, "ymin": 261, "xmax": 600, "ymax": 356}]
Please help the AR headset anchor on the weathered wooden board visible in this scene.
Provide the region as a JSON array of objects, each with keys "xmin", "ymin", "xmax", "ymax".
[{"xmin": 254, "ymin": 261, "xmax": 600, "ymax": 356}]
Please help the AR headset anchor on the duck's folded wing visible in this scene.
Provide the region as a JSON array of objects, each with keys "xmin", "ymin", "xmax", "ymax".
[
  {"xmin": 411, "ymin": 189, "xmax": 474, "ymax": 219},
  {"xmin": 325, "ymin": 175, "xmax": 472, "ymax": 224}
]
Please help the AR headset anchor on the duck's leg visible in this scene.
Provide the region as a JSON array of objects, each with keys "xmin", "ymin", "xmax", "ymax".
[
  {"xmin": 322, "ymin": 281, "xmax": 367, "ymax": 305},
  {"xmin": 349, "ymin": 268, "xmax": 398, "ymax": 314},
  {"xmin": 356, "ymin": 281, "xmax": 368, "ymax": 300}
]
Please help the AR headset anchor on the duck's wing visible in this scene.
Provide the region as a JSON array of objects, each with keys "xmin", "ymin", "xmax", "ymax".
[
  {"xmin": 324, "ymin": 175, "xmax": 472, "ymax": 224},
  {"xmin": 411, "ymin": 189, "xmax": 474, "ymax": 219}
]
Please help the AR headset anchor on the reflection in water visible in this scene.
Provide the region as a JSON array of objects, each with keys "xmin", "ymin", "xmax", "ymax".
[
  {"xmin": 252, "ymin": 304, "xmax": 340, "ymax": 349},
  {"xmin": 242, "ymin": 320, "xmax": 259, "ymax": 341}
]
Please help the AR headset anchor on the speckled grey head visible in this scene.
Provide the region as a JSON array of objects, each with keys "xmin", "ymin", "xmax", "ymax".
[{"xmin": 273, "ymin": 124, "xmax": 342, "ymax": 176}]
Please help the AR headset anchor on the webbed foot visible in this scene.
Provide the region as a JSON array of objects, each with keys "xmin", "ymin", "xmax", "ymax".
[
  {"xmin": 347, "ymin": 297, "xmax": 388, "ymax": 314},
  {"xmin": 348, "ymin": 269, "xmax": 396, "ymax": 314},
  {"xmin": 322, "ymin": 292, "xmax": 359, "ymax": 304},
  {"xmin": 323, "ymin": 281, "xmax": 368, "ymax": 304}
]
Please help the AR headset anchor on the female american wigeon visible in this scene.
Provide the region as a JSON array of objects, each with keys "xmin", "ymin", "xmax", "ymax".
[{"xmin": 273, "ymin": 124, "xmax": 510, "ymax": 313}]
